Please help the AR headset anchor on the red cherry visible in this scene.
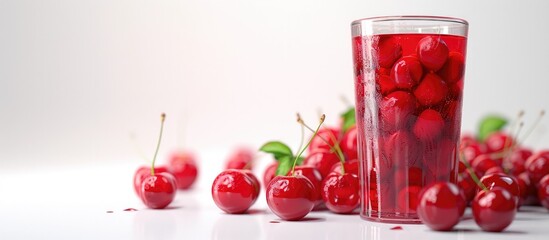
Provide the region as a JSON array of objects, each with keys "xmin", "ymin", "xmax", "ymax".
[
  {"xmin": 417, "ymin": 182, "xmax": 466, "ymax": 231},
  {"xmin": 377, "ymin": 73, "xmax": 397, "ymax": 95},
  {"xmin": 266, "ymin": 175, "xmax": 316, "ymax": 221},
  {"xmin": 366, "ymin": 167, "xmax": 378, "ymax": 187},
  {"xmin": 340, "ymin": 126, "xmax": 358, "ymax": 161},
  {"xmin": 438, "ymin": 99, "xmax": 459, "ymax": 122},
  {"xmin": 263, "ymin": 162, "xmax": 278, "ymax": 189},
  {"xmin": 225, "ymin": 147, "xmax": 254, "ymax": 170},
  {"xmin": 423, "ymin": 170, "xmax": 439, "ymax": 186},
  {"xmin": 329, "ymin": 159, "xmax": 359, "ymax": 176},
  {"xmin": 537, "ymin": 175, "xmax": 549, "ymax": 210},
  {"xmin": 368, "ymin": 182, "xmax": 396, "ymax": 212},
  {"xmin": 321, "ymin": 172, "xmax": 360, "ymax": 214},
  {"xmin": 480, "ymin": 173, "xmax": 520, "ymax": 204},
  {"xmin": 413, "ymin": 73, "xmax": 448, "ymax": 106},
  {"xmin": 460, "ymin": 134, "xmax": 478, "ymax": 147},
  {"xmin": 384, "ymin": 130, "xmax": 420, "ymax": 167},
  {"xmin": 448, "ymin": 80, "xmax": 464, "ymax": 100},
  {"xmin": 369, "ymin": 155, "xmax": 394, "ymax": 185},
  {"xmin": 138, "ymin": 113, "xmax": 176, "ymax": 209},
  {"xmin": 291, "ymin": 166, "xmax": 324, "ymax": 209},
  {"xmin": 417, "ymin": 36, "xmax": 449, "ymax": 71},
  {"xmin": 133, "ymin": 165, "xmax": 169, "ymax": 197},
  {"xmin": 458, "ymin": 161, "xmax": 466, "ymax": 174},
  {"xmin": 211, "ymin": 169, "xmax": 259, "ymax": 214},
  {"xmin": 377, "ymin": 67, "xmax": 391, "ymax": 76},
  {"xmin": 168, "ymin": 151, "xmax": 198, "ymax": 190},
  {"xmin": 437, "ymin": 52, "xmax": 465, "ymax": 84},
  {"xmin": 396, "ymin": 185, "xmax": 422, "ymax": 213},
  {"xmin": 460, "ymin": 142, "xmax": 486, "ymax": 164},
  {"xmin": 390, "ymin": 56, "xmax": 423, "ymax": 89},
  {"xmin": 422, "ymin": 138, "xmax": 456, "ymax": 176},
  {"xmin": 242, "ymin": 169, "xmax": 261, "ymax": 195},
  {"xmin": 517, "ymin": 172, "xmax": 541, "ymax": 206},
  {"xmin": 380, "ymin": 91, "xmax": 416, "ymax": 131},
  {"xmin": 471, "ymin": 154, "xmax": 500, "ymax": 175},
  {"xmin": 141, "ymin": 172, "xmax": 177, "ymax": 209},
  {"xmin": 439, "ymin": 100, "xmax": 461, "ymax": 140},
  {"xmin": 484, "ymin": 132, "xmax": 514, "ymax": 155},
  {"xmin": 394, "ymin": 166, "xmax": 423, "ymax": 190},
  {"xmin": 303, "ymin": 150, "xmax": 340, "ymax": 179},
  {"xmin": 412, "ymin": 109, "xmax": 444, "ymax": 141},
  {"xmin": 225, "ymin": 160, "xmax": 247, "ymax": 170},
  {"xmin": 507, "ymin": 148, "xmax": 533, "ymax": 175},
  {"xmin": 458, "ymin": 168, "xmax": 481, "ymax": 202},
  {"xmin": 484, "ymin": 166, "xmax": 505, "ymax": 176},
  {"xmin": 307, "ymin": 127, "xmax": 340, "ymax": 153},
  {"xmin": 525, "ymin": 151, "xmax": 549, "ymax": 184},
  {"xmin": 472, "ymin": 187, "xmax": 517, "ymax": 232},
  {"xmin": 516, "ymin": 172, "xmax": 533, "ymax": 206},
  {"xmin": 378, "ymin": 36, "xmax": 402, "ymax": 68}
]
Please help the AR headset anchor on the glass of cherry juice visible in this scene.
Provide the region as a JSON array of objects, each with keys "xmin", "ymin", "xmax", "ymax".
[{"xmin": 351, "ymin": 16, "xmax": 468, "ymax": 223}]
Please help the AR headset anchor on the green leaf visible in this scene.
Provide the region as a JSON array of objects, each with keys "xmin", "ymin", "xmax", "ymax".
[
  {"xmin": 478, "ymin": 115, "xmax": 508, "ymax": 141},
  {"xmin": 295, "ymin": 156, "xmax": 305, "ymax": 166},
  {"xmin": 275, "ymin": 155, "xmax": 293, "ymax": 176},
  {"xmin": 259, "ymin": 141, "xmax": 293, "ymax": 161},
  {"xmin": 341, "ymin": 107, "xmax": 356, "ymax": 133}
]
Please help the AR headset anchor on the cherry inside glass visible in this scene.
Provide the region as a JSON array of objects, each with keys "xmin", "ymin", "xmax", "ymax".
[{"xmin": 351, "ymin": 16, "xmax": 468, "ymax": 223}]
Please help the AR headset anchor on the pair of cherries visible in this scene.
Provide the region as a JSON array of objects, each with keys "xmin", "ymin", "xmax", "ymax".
[
  {"xmin": 133, "ymin": 113, "xmax": 199, "ymax": 209},
  {"xmin": 265, "ymin": 168, "xmax": 359, "ymax": 220},
  {"xmin": 418, "ymin": 172, "xmax": 518, "ymax": 232},
  {"xmin": 265, "ymin": 163, "xmax": 360, "ymax": 220},
  {"xmin": 211, "ymin": 164, "xmax": 324, "ymax": 219},
  {"xmin": 212, "ymin": 153, "xmax": 323, "ymax": 219},
  {"xmin": 265, "ymin": 116, "xmax": 360, "ymax": 220},
  {"xmin": 133, "ymin": 152, "xmax": 198, "ymax": 209},
  {"xmin": 305, "ymin": 125, "xmax": 360, "ymax": 211}
]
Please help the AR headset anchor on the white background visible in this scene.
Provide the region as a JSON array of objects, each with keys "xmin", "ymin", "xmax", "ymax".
[
  {"xmin": 2, "ymin": 1, "xmax": 549, "ymax": 239},
  {"xmin": 2, "ymin": 0, "xmax": 549, "ymax": 170}
]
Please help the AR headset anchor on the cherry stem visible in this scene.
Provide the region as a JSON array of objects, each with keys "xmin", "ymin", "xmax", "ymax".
[
  {"xmin": 298, "ymin": 116, "xmax": 347, "ymax": 174},
  {"xmin": 291, "ymin": 114, "xmax": 325, "ymax": 175},
  {"xmin": 327, "ymin": 130, "xmax": 347, "ymax": 175},
  {"xmin": 151, "ymin": 113, "xmax": 166, "ymax": 176},
  {"xmin": 242, "ymin": 158, "xmax": 253, "ymax": 170},
  {"xmin": 501, "ymin": 122, "xmax": 524, "ymax": 172},
  {"xmin": 460, "ymin": 151, "xmax": 488, "ymax": 192},
  {"xmin": 517, "ymin": 110, "xmax": 545, "ymax": 146},
  {"xmin": 507, "ymin": 111, "xmax": 525, "ymax": 137},
  {"xmin": 295, "ymin": 113, "xmax": 306, "ymax": 160},
  {"xmin": 501, "ymin": 111, "xmax": 524, "ymax": 155}
]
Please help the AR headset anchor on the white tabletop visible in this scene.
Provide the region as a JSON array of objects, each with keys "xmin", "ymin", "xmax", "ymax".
[{"xmin": 1, "ymin": 155, "xmax": 548, "ymax": 240}]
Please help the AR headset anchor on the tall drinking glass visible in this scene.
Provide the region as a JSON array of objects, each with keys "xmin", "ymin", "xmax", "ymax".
[{"xmin": 351, "ymin": 16, "xmax": 468, "ymax": 223}]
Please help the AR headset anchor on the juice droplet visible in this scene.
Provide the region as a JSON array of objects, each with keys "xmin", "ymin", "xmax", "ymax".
[
  {"xmin": 123, "ymin": 208, "xmax": 138, "ymax": 212},
  {"xmin": 390, "ymin": 226, "xmax": 403, "ymax": 230}
]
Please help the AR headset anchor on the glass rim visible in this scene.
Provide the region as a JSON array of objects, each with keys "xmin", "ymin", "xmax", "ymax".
[{"xmin": 351, "ymin": 15, "xmax": 468, "ymax": 27}]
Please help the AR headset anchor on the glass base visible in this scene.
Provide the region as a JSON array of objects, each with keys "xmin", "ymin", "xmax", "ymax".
[{"xmin": 360, "ymin": 211, "xmax": 422, "ymax": 224}]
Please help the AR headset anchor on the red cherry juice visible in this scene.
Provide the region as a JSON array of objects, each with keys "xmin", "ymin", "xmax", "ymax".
[{"xmin": 353, "ymin": 34, "xmax": 467, "ymax": 223}]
